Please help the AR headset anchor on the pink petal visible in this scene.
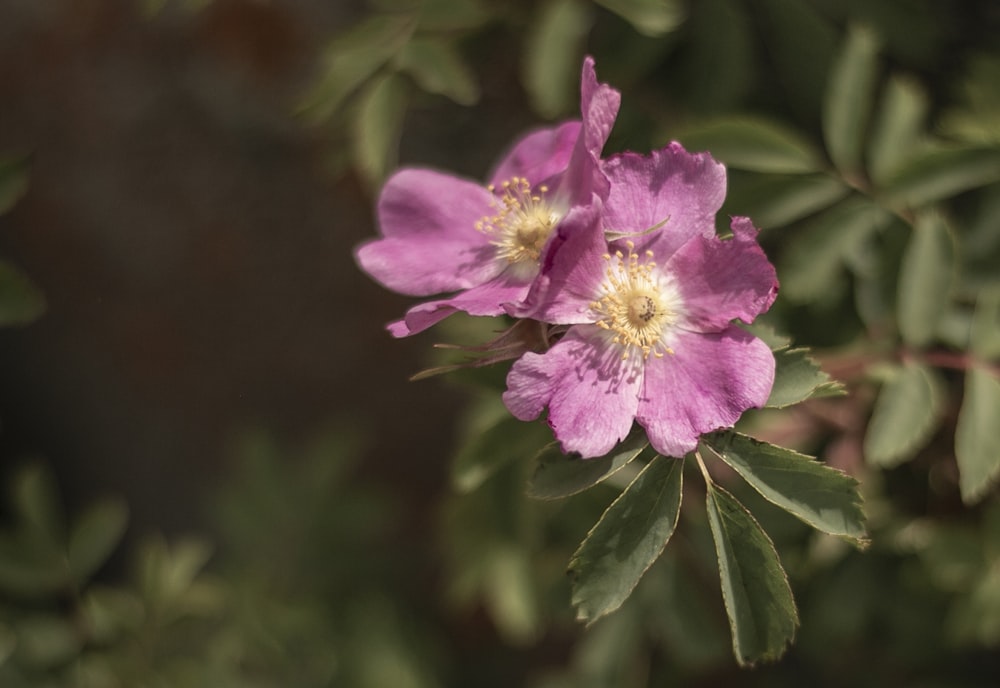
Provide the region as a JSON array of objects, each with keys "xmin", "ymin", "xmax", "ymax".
[
  {"xmin": 602, "ymin": 143, "xmax": 726, "ymax": 257},
  {"xmin": 664, "ymin": 216, "xmax": 778, "ymax": 331},
  {"xmin": 511, "ymin": 200, "xmax": 606, "ymax": 323},
  {"xmin": 489, "ymin": 122, "xmax": 582, "ymax": 189},
  {"xmin": 387, "ymin": 273, "xmax": 531, "ymax": 337},
  {"xmin": 555, "ymin": 56, "xmax": 621, "ymax": 206},
  {"xmin": 636, "ymin": 327, "xmax": 775, "ymax": 457},
  {"xmin": 504, "ymin": 327, "xmax": 642, "ymax": 458},
  {"xmin": 356, "ymin": 168, "xmax": 498, "ymax": 296}
]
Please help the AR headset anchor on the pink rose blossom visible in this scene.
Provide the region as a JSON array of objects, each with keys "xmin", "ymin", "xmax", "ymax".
[
  {"xmin": 354, "ymin": 57, "xmax": 621, "ymax": 337},
  {"xmin": 503, "ymin": 145, "xmax": 778, "ymax": 458}
]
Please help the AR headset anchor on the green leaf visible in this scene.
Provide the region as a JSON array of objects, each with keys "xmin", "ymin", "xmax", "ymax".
[
  {"xmin": 971, "ymin": 285, "xmax": 1000, "ymax": 360},
  {"xmin": 726, "ymin": 173, "xmax": 849, "ymax": 229},
  {"xmin": 881, "ymin": 146, "xmax": 1000, "ymax": 209},
  {"xmin": 569, "ymin": 455, "xmax": 683, "ymax": 623},
  {"xmin": 594, "ymin": 0, "xmax": 685, "ymax": 37},
  {"xmin": 705, "ymin": 483, "xmax": 798, "ymax": 666},
  {"xmin": 527, "ymin": 430, "xmax": 648, "ymax": 500},
  {"xmin": 779, "ymin": 196, "xmax": 891, "ymax": 303},
  {"xmin": 298, "ymin": 15, "xmax": 415, "ymax": 123},
  {"xmin": 395, "ymin": 38, "xmax": 480, "ymax": 106},
  {"xmin": 863, "ymin": 361, "xmax": 944, "ymax": 468},
  {"xmin": 956, "ymin": 366, "xmax": 1000, "ymax": 505},
  {"xmin": 0, "ymin": 156, "xmax": 29, "ymax": 215},
  {"xmin": 15, "ymin": 615, "xmax": 82, "ymax": 668},
  {"xmin": 67, "ymin": 499, "xmax": 129, "ymax": 583},
  {"xmin": 822, "ymin": 24, "xmax": 880, "ymax": 177},
  {"xmin": 897, "ymin": 211, "xmax": 956, "ymax": 348},
  {"xmin": 523, "ymin": 0, "xmax": 592, "ymax": 118},
  {"xmin": 352, "ymin": 73, "xmax": 408, "ymax": 188},
  {"xmin": 867, "ymin": 74, "xmax": 929, "ymax": 184},
  {"xmin": 452, "ymin": 413, "xmax": 552, "ymax": 493},
  {"xmin": 12, "ymin": 464, "xmax": 64, "ymax": 541},
  {"xmin": 703, "ymin": 432, "xmax": 867, "ymax": 543},
  {"xmin": 678, "ymin": 117, "xmax": 824, "ymax": 174},
  {"xmin": 416, "ymin": 0, "xmax": 491, "ymax": 31},
  {"xmin": 0, "ymin": 260, "xmax": 46, "ymax": 327},
  {"xmin": 766, "ymin": 347, "xmax": 844, "ymax": 408}
]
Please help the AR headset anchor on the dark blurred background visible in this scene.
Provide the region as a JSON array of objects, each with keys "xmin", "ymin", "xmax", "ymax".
[{"xmin": 0, "ymin": 0, "xmax": 472, "ymax": 533}]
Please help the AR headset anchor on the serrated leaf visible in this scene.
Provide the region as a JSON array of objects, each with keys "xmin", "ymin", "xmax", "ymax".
[
  {"xmin": 867, "ymin": 74, "xmax": 929, "ymax": 184},
  {"xmin": 396, "ymin": 38, "xmax": 480, "ymax": 106},
  {"xmin": 897, "ymin": 211, "xmax": 955, "ymax": 347},
  {"xmin": 766, "ymin": 347, "xmax": 844, "ymax": 408},
  {"xmin": 863, "ymin": 361, "xmax": 944, "ymax": 468},
  {"xmin": 0, "ymin": 260, "xmax": 46, "ymax": 327},
  {"xmin": 298, "ymin": 16, "xmax": 414, "ymax": 123},
  {"xmin": 727, "ymin": 173, "xmax": 849, "ymax": 229},
  {"xmin": 956, "ymin": 366, "xmax": 1000, "ymax": 505},
  {"xmin": 780, "ymin": 196, "xmax": 891, "ymax": 303},
  {"xmin": 67, "ymin": 499, "xmax": 128, "ymax": 583},
  {"xmin": 594, "ymin": 0, "xmax": 685, "ymax": 37},
  {"xmin": 527, "ymin": 430, "xmax": 647, "ymax": 500},
  {"xmin": 822, "ymin": 24, "xmax": 880, "ymax": 176},
  {"xmin": 352, "ymin": 73, "xmax": 408, "ymax": 188},
  {"xmin": 0, "ymin": 156, "xmax": 29, "ymax": 215},
  {"xmin": 678, "ymin": 117, "xmax": 824, "ymax": 174},
  {"xmin": 704, "ymin": 432, "xmax": 867, "ymax": 543},
  {"xmin": 569, "ymin": 455, "xmax": 683, "ymax": 623},
  {"xmin": 452, "ymin": 414, "xmax": 552, "ymax": 493},
  {"xmin": 881, "ymin": 145, "xmax": 1000, "ymax": 209},
  {"xmin": 523, "ymin": 0, "xmax": 592, "ymax": 118},
  {"xmin": 705, "ymin": 483, "xmax": 797, "ymax": 666}
]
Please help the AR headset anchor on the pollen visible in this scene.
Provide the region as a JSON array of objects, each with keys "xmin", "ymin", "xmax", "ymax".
[
  {"xmin": 475, "ymin": 177, "xmax": 559, "ymax": 268},
  {"xmin": 591, "ymin": 241, "xmax": 678, "ymax": 360}
]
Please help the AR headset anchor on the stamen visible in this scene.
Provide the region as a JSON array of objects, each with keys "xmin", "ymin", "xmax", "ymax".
[
  {"xmin": 475, "ymin": 177, "xmax": 560, "ymax": 268},
  {"xmin": 591, "ymin": 241, "xmax": 677, "ymax": 360}
]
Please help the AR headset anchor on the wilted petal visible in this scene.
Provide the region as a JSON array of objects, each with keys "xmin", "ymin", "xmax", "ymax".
[
  {"xmin": 663, "ymin": 216, "xmax": 778, "ymax": 331},
  {"xmin": 504, "ymin": 327, "xmax": 642, "ymax": 458},
  {"xmin": 356, "ymin": 168, "xmax": 497, "ymax": 296},
  {"xmin": 637, "ymin": 327, "xmax": 775, "ymax": 457},
  {"xmin": 602, "ymin": 143, "xmax": 726, "ymax": 257}
]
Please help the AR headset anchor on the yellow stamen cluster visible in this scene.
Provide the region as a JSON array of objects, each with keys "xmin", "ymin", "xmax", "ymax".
[
  {"xmin": 591, "ymin": 241, "xmax": 676, "ymax": 360},
  {"xmin": 475, "ymin": 177, "xmax": 558, "ymax": 266}
]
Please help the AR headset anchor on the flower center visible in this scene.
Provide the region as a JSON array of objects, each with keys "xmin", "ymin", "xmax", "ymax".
[
  {"xmin": 475, "ymin": 177, "xmax": 559, "ymax": 268},
  {"xmin": 591, "ymin": 241, "xmax": 677, "ymax": 360}
]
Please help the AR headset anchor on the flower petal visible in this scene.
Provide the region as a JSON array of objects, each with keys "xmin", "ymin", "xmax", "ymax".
[
  {"xmin": 511, "ymin": 200, "xmax": 607, "ymax": 323},
  {"xmin": 356, "ymin": 168, "xmax": 498, "ymax": 295},
  {"xmin": 602, "ymin": 143, "xmax": 726, "ymax": 257},
  {"xmin": 555, "ymin": 56, "xmax": 621, "ymax": 206},
  {"xmin": 504, "ymin": 326, "xmax": 642, "ymax": 458},
  {"xmin": 664, "ymin": 216, "xmax": 778, "ymax": 331},
  {"xmin": 489, "ymin": 121, "xmax": 582, "ymax": 189},
  {"xmin": 387, "ymin": 273, "xmax": 530, "ymax": 337},
  {"xmin": 637, "ymin": 327, "xmax": 775, "ymax": 457}
]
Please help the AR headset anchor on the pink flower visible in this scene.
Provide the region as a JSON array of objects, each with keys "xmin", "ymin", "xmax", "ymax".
[
  {"xmin": 354, "ymin": 57, "xmax": 621, "ymax": 337},
  {"xmin": 503, "ymin": 144, "xmax": 778, "ymax": 458}
]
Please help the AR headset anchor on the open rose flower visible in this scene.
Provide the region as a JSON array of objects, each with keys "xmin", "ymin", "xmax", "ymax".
[
  {"xmin": 503, "ymin": 144, "xmax": 778, "ymax": 458},
  {"xmin": 354, "ymin": 57, "xmax": 621, "ymax": 337}
]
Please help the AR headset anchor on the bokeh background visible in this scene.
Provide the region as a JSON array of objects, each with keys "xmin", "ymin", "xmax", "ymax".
[{"xmin": 1, "ymin": 0, "xmax": 1000, "ymax": 686}]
